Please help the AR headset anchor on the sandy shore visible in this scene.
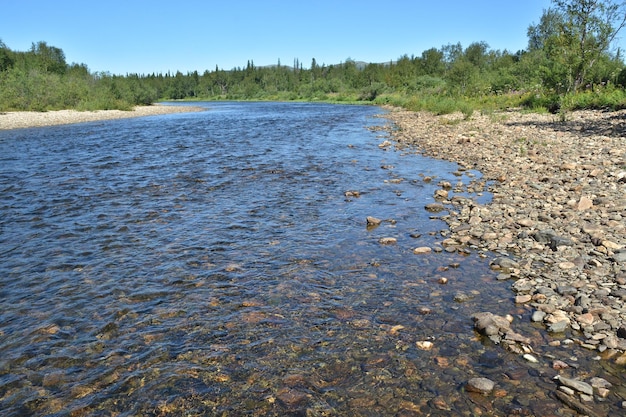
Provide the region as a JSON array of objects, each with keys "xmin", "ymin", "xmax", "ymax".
[{"xmin": 0, "ymin": 104, "xmax": 206, "ymax": 130}]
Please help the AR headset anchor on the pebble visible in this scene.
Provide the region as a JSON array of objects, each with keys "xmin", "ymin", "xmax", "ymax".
[
  {"xmin": 465, "ymin": 377, "xmax": 495, "ymax": 395},
  {"xmin": 416, "ymin": 341, "xmax": 434, "ymax": 350},
  {"xmin": 386, "ymin": 108, "xmax": 626, "ymax": 358},
  {"xmin": 366, "ymin": 216, "xmax": 382, "ymax": 226},
  {"xmin": 552, "ymin": 360, "xmax": 569, "ymax": 369},
  {"xmin": 413, "ymin": 246, "xmax": 432, "ymax": 254},
  {"xmin": 558, "ymin": 261, "xmax": 577, "ymax": 270},
  {"xmin": 523, "ymin": 354, "xmax": 538, "ymax": 363},
  {"xmin": 424, "ymin": 203, "xmax": 445, "ymax": 212},
  {"xmin": 548, "ymin": 320, "xmax": 569, "ymax": 333},
  {"xmin": 531, "ymin": 310, "xmax": 546, "ymax": 322},
  {"xmin": 555, "ymin": 375, "xmax": 593, "ymax": 396}
]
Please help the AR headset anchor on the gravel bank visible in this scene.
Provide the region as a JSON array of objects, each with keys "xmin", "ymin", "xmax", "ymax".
[
  {"xmin": 383, "ymin": 107, "xmax": 626, "ymax": 360},
  {"xmin": 0, "ymin": 104, "xmax": 206, "ymax": 130}
]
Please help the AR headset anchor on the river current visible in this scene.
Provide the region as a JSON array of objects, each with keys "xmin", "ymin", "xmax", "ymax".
[{"xmin": 0, "ymin": 102, "xmax": 617, "ymax": 416}]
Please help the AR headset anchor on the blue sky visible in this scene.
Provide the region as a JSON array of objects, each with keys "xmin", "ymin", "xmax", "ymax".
[{"xmin": 2, "ymin": 0, "xmax": 557, "ymax": 75}]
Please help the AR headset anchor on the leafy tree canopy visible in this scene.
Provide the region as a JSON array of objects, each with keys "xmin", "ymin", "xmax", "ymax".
[{"xmin": 2, "ymin": 1, "xmax": 626, "ymax": 113}]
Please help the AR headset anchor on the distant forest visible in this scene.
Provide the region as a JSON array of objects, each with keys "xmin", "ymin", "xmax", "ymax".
[{"xmin": 3, "ymin": 0, "xmax": 626, "ymax": 114}]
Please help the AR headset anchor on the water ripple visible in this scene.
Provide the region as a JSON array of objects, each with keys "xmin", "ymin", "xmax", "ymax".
[{"xmin": 0, "ymin": 102, "xmax": 577, "ymax": 416}]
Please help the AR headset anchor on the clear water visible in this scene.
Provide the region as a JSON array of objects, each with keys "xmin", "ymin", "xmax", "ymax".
[{"xmin": 0, "ymin": 102, "xmax": 621, "ymax": 416}]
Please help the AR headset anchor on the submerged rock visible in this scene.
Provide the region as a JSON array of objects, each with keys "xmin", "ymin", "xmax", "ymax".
[
  {"xmin": 472, "ymin": 312, "xmax": 531, "ymax": 347},
  {"xmin": 465, "ymin": 377, "xmax": 495, "ymax": 395},
  {"xmin": 554, "ymin": 376, "xmax": 593, "ymax": 396}
]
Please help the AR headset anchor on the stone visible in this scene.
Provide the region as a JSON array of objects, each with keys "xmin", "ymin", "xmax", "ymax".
[
  {"xmin": 468, "ymin": 215, "xmax": 482, "ymax": 225},
  {"xmin": 602, "ymin": 334, "xmax": 620, "ymax": 349},
  {"xmin": 425, "ymin": 203, "xmax": 445, "ymax": 212},
  {"xmin": 616, "ymin": 353, "xmax": 626, "ymax": 365},
  {"xmin": 515, "ymin": 294, "xmax": 532, "ymax": 304},
  {"xmin": 552, "ymin": 360, "xmax": 569, "ymax": 370},
  {"xmin": 442, "ymin": 238, "xmax": 459, "ymax": 247},
  {"xmin": 413, "ymin": 246, "xmax": 432, "ymax": 254},
  {"xmin": 430, "ymin": 396, "xmax": 451, "ymax": 411},
  {"xmin": 545, "ymin": 310, "xmax": 570, "ymax": 324},
  {"xmin": 532, "ymin": 310, "xmax": 546, "ymax": 322},
  {"xmin": 589, "ymin": 377, "xmax": 612, "ymax": 390},
  {"xmin": 582, "ymin": 222, "xmax": 605, "ymax": 235},
  {"xmin": 366, "ymin": 216, "xmax": 382, "ymax": 226},
  {"xmin": 560, "ymin": 163, "xmax": 577, "ymax": 170},
  {"xmin": 434, "ymin": 189, "xmax": 449, "ymax": 199},
  {"xmin": 558, "ymin": 261, "xmax": 577, "ymax": 270},
  {"xmin": 378, "ymin": 237, "xmax": 397, "ymax": 245},
  {"xmin": 523, "ymin": 354, "xmax": 538, "ymax": 363},
  {"xmin": 548, "ymin": 320, "xmax": 569, "ymax": 333},
  {"xmin": 575, "ymin": 295, "xmax": 591, "ymax": 309},
  {"xmin": 576, "ymin": 313, "xmax": 595, "ymax": 326},
  {"xmin": 505, "ymin": 331, "xmax": 531, "ymax": 344},
  {"xmin": 472, "ymin": 312, "xmax": 511, "ymax": 336},
  {"xmin": 490, "ymin": 257, "xmax": 520, "ymax": 270},
  {"xmin": 454, "ymin": 291, "xmax": 472, "ymax": 302},
  {"xmin": 577, "ymin": 196, "xmax": 594, "ymax": 211},
  {"xmin": 596, "ymin": 387, "xmax": 611, "ymax": 398},
  {"xmin": 602, "ymin": 240, "xmax": 624, "ymax": 250},
  {"xmin": 416, "ymin": 340, "xmax": 433, "ymax": 350},
  {"xmin": 276, "ymin": 388, "xmax": 310, "ymax": 407},
  {"xmin": 481, "ymin": 232, "xmax": 498, "ymax": 241},
  {"xmin": 532, "ymin": 230, "xmax": 574, "ymax": 250},
  {"xmin": 466, "ymin": 377, "xmax": 495, "ymax": 395},
  {"xmin": 555, "ymin": 376, "xmax": 593, "ymax": 396}
]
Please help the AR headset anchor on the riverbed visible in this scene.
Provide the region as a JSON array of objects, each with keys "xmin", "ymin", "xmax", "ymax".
[{"xmin": 0, "ymin": 102, "xmax": 623, "ymax": 416}]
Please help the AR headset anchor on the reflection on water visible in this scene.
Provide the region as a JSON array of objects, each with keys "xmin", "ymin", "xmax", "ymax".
[{"xmin": 0, "ymin": 103, "xmax": 620, "ymax": 415}]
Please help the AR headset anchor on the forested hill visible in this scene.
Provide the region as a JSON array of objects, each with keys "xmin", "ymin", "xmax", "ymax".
[{"xmin": 2, "ymin": 1, "xmax": 626, "ymax": 114}]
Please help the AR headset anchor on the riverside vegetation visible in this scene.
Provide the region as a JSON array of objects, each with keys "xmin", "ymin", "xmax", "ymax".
[{"xmin": 3, "ymin": 1, "xmax": 626, "ymax": 115}]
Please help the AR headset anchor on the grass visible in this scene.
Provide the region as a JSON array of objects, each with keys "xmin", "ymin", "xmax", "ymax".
[{"xmin": 164, "ymin": 84, "xmax": 626, "ymax": 121}]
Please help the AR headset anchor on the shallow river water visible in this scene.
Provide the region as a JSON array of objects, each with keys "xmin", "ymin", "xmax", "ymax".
[{"xmin": 0, "ymin": 103, "xmax": 621, "ymax": 416}]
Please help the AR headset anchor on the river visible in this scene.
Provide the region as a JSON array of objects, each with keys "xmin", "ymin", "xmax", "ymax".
[{"xmin": 0, "ymin": 102, "xmax": 617, "ymax": 416}]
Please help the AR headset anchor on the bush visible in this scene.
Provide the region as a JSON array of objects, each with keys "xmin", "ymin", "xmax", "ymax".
[
  {"xmin": 560, "ymin": 85, "xmax": 626, "ymax": 110},
  {"xmin": 358, "ymin": 82, "xmax": 387, "ymax": 101},
  {"xmin": 520, "ymin": 92, "xmax": 561, "ymax": 113}
]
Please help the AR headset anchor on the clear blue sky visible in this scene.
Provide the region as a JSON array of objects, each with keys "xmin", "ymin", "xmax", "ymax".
[{"xmin": 2, "ymin": 0, "xmax": 559, "ymax": 75}]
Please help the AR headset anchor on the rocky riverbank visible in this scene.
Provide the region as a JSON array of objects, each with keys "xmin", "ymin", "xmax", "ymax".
[
  {"xmin": 383, "ymin": 107, "xmax": 626, "ymax": 352},
  {"xmin": 380, "ymin": 107, "xmax": 626, "ymax": 412},
  {"xmin": 0, "ymin": 104, "xmax": 205, "ymax": 130}
]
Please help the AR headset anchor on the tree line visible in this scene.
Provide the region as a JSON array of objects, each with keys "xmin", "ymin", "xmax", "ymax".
[{"xmin": 2, "ymin": 0, "xmax": 626, "ymax": 114}]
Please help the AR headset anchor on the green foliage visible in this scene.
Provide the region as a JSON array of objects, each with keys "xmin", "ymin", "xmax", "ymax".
[
  {"xmin": 561, "ymin": 83, "xmax": 626, "ymax": 109},
  {"xmin": 29, "ymin": 41, "xmax": 67, "ymax": 75},
  {"xmin": 0, "ymin": 40, "xmax": 14, "ymax": 72},
  {"xmin": 520, "ymin": 91, "xmax": 563, "ymax": 113},
  {"xmin": 1, "ymin": 5, "xmax": 626, "ymax": 117},
  {"xmin": 529, "ymin": 0, "xmax": 626, "ymax": 93}
]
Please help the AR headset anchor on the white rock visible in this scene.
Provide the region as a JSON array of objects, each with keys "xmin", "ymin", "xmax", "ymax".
[
  {"xmin": 523, "ymin": 354, "xmax": 538, "ymax": 363},
  {"xmin": 416, "ymin": 341, "xmax": 433, "ymax": 350}
]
